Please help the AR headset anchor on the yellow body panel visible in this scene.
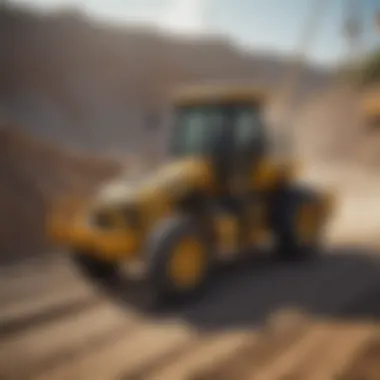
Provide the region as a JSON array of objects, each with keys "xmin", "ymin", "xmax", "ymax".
[
  {"xmin": 213, "ymin": 214, "xmax": 270, "ymax": 253},
  {"xmin": 251, "ymin": 158, "xmax": 296, "ymax": 191},
  {"xmin": 49, "ymin": 212, "xmax": 140, "ymax": 261},
  {"xmin": 69, "ymin": 227, "xmax": 138, "ymax": 261}
]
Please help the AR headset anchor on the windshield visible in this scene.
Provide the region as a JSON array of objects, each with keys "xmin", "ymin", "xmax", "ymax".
[
  {"xmin": 169, "ymin": 104, "xmax": 265, "ymax": 157},
  {"xmin": 170, "ymin": 105, "xmax": 224, "ymax": 157}
]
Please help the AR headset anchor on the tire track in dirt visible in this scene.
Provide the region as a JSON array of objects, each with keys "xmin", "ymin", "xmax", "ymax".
[
  {"xmin": 0, "ymin": 256, "xmax": 70, "ymax": 289},
  {"xmin": 1, "ymin": 245, "xmax": 380, "ymax": 380},
  {"xmin": 0, "ymin": 284, "xmax": 101, "ymax": 338},
  {"xmin": 249, "ymin": 323, "xmax": 340, "ymax": 380},
  {"xmin": 33, "ymin": 321, "xmax": 198, "ymax": 380},
  {"xmin": 0, "ymin": 258, "xmax": 302, "ymax": 378},
  {"xmin": 280, "ymin": 322, "xmax": 376, "ymax": 380},
  {"xmin": 182, "ymin": 314, "xmax": 313, "ymax": 380},
  {"xmin": 0, "ymin": 302, "xmax": 141, "ymax": 379},
  {"xmin": 130, "ymin": 331, "xmax": 252, "ymax": 380},
  {"xmin": 0, "ymin": 265, "xmax": 83, "ymax": 306}
]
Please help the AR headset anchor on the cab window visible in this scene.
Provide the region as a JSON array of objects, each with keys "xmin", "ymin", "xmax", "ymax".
[
  {"xmin": 170, "ymin": 106, "xmax": 225, "ymax": 157},
  {"xmin": 234, "ymin": 107, "xmax": 265, "ymax": 151}
]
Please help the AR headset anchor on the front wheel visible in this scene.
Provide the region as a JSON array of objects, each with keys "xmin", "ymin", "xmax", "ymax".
[{"xmin": 146, "ymin": 215, "xmax": 213, "ymax": 302}]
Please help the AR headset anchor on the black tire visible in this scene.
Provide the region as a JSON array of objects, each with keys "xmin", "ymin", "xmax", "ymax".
[
  {"xmin": 270, "ymin": 185, "xmax": 324, "ymax": 262},
  {"xmin": 71, "ymin": 251, "xmax": 119, "ymax": 286},
  {"xmin": 146, "ymin": 215, "xmax": 213, "ymax": 302}
]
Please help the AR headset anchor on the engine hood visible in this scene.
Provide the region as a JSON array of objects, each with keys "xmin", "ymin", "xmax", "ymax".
[{"xmin": 92, "ymin": 157, "xmax": 213, "ymax": 208}]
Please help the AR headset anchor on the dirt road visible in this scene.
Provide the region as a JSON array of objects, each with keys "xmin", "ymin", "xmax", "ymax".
[
  {"xmin": 1, "ymin": 243, "xmax": 380, "ymax": 380},
  {"xmin": 1, "ymin": 163, "xmax": 380, "ymax": 380}
]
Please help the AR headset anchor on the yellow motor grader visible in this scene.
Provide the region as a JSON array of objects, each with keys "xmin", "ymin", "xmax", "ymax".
[{"xmin": 47, "ymin": 84, "xmax": 334, "ymax": 301}]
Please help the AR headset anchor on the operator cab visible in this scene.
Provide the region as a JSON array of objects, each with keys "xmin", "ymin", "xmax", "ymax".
[{"xmin": 169, "ymin": 85, "xmax": 268, "ymax": 190}]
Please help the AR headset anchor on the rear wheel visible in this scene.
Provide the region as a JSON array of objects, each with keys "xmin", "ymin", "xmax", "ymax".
[
  {"xmin": 147, "ymin": 215, "xmax": 213, "ymax": 302},
  {"xmin": 271, "ymin": 185, "xmax": 325, "ymax": 262}
]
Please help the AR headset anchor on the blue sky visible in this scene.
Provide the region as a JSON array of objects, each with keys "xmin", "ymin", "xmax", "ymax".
[{"xmin": 7, "ymin": 0, "xmax": 380, "ymax": 66}]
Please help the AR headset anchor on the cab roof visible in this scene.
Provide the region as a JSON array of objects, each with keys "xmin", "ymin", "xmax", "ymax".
[{"xmin": 171, "ymin": 84, "xmax": 268, "ymax": 106}]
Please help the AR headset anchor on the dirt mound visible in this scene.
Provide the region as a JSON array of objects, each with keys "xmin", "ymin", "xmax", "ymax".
[{"xmin": 0, "ymin": 126, "xmax": 122, "ymax": 264}]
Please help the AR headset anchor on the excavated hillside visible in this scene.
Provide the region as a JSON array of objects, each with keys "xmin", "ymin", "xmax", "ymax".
[
  {"xmin": 0, "ymin": 4, "xmax": 332, "ymax": 158},
  {"xmin": 0, "ymin": 127, "xmax": 122, "ymax": 263}
]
